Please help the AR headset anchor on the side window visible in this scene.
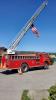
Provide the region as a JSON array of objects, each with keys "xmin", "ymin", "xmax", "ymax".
[
  {"xmin": 37, "ymin": 56, "xmax": 40, "ymax": 59},
  {"xmin": 18, "ymin": 56, "xmax": 22, "ymax": 59},
  {"xmin": 5, "ymin": 55, "xmax": 8, "ymax": 59},
  {"xmin": 22, "ymin": 56, "xmax": 24, "ymax": 59},
  {"xmin": 36, "ymin": 56, "xmax": 40, "ymax": 61},
  {"xmin": 9, "ymin": 56, "xmax": 11, "ymax": 59},
  {"xmin": 7, "ymin": 55, "xmax": 12, "ymax": 60},
  {"xmin": 24, "ymin": 56, "xmax": 28, "ymax": 59},
  {"xmin": 15, "ymin": 56, "xmax": 17, "ymax": 60},
  {"xmin": 12, "ymin": 56, "xmax": 14, "ymax": 60},
  {"xmin": 34, "ymin": 56, "xmax": 36, "ymax": 59},
  {"xmin": 27, "ymin": 56, "xmax": 29, "ymax": 59},
  {"xmin": 31, "ymin": 56, "xmax": 36, "ymax": 59},
  {"xmin": 30, "ymin": 56, "xmax": 33, "ymax": 59},
  {"xmin": 20, "ymin": 56, "xmax": 22, "ymax": 59},
  {"xmin": 23, "ymin": 56, "xmax": 26, "ymax": 59},
  {"xmin": 18, "ymin": 56, "xmax": 20, "ymax": 59}
]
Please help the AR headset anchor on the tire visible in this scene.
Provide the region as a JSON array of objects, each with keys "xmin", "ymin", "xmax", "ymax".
[
  {"xmin": 18, "ymin": 67, "xmax": 23, "ymax": 74},
  {"xmin": 44, "ymin": 62, "xmax": 49, "ymax": 69},
  {"xmin": 21, "ymin": 63, "xmax": 29, "ymax": 73}
]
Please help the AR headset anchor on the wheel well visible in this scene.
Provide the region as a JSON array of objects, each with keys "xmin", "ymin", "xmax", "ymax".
[
  {"xmin": 21, "ymin": 62, "xmax": 29, "ymax": 72},
  {"xmin": 21, "ymin": 62, "xmax": 29, "ymax": 68}
]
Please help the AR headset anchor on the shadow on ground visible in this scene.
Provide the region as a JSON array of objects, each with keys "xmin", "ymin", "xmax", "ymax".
[
  {"xmin": 0, "ymin": 69, "xmax": 18, "ymax": 75},
  {"xmin": 0, "ymin": 67, "xmax": 45, "ymax": 75},
  {"xmin": 29, "ymin": 67, "xmax": 44, "ymax": 72}
]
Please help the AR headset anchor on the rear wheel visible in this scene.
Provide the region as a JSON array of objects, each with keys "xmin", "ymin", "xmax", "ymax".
[{"xmin": 21, "ymin": 63, "xmax": 29, "ymax": 73}]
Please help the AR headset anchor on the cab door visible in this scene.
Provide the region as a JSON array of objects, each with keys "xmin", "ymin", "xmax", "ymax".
[{"xmin": 36, "ymin": 55, "xmax": 40, "ymax": 66}]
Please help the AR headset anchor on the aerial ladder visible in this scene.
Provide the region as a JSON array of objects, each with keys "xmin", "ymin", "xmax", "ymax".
[{"xmin": 7, "ymin": 0, "xmax": 48, "ymax": 54}]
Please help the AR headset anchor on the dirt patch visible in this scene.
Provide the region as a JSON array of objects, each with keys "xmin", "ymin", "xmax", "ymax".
[{"xmin": 28, "ymin": 89, "xmax": 49, "ymax": 100}]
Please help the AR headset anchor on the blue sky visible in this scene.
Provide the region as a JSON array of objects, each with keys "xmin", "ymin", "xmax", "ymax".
[{"xmin": 0, "ymin": 0, "xmax": 56, "ymax": 52}]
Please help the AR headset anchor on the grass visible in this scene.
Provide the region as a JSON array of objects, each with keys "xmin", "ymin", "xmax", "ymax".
[
  {"xmin": 21, "ymin": 85, "xmax": 56, "ymax": 100},
  {"xmin": 21, "ymin": 90, "xmax": 31, "ymax": 100},
  {"xmin": 48, "ymin": 85, "xmax": 56, "ymax": 100}
]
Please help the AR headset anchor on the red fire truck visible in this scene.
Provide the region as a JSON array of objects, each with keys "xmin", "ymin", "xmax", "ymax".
[
  {"xmin": 5, "ymin": 52, "xmax": 52, "ymax": 73},
  {"xmin": 1, "ymin": 1, "xmax": 48, "ymax": 73}
]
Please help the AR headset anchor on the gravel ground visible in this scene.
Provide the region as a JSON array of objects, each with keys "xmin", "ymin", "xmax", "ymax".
[{"xmin": 0, "ymin": 63, "xmax": 56, "ymax": 100}]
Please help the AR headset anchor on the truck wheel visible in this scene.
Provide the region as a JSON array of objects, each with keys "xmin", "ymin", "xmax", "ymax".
[
  {"xmin": 18, "ymin": 67, "xmax": 23, "ymax": 74},
  {"xmin": 21, "ymin": 63, "xmax": 29, "ymax": 73},
  {"xmin": 44, "ymin": 62, "xmax": 49, "ymax": 69}
]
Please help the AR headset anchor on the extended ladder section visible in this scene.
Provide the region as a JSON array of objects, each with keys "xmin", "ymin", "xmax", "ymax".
[{"xmin": 7, "ymin": 0, "xmax": 48, "ymax": 54}]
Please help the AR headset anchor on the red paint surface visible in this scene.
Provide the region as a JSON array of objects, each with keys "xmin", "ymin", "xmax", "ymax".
[
  {"xmin": 1, "ymin": 56, "xmax": 6, "ymax": 66},
  {"xmin": 5, "ymin": 53, "xmax": 52, "ymax": 69}
]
